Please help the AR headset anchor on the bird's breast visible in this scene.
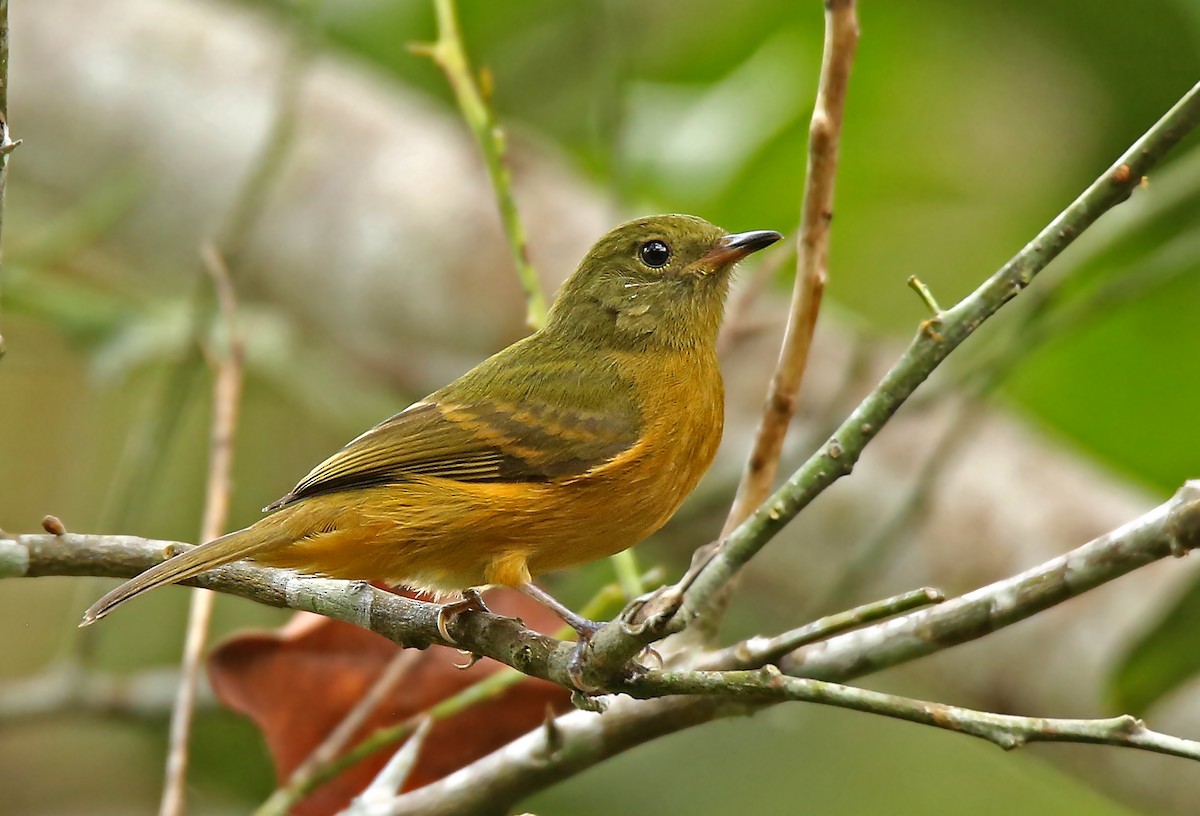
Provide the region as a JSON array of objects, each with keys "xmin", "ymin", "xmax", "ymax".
[{"xmin": 522, "ymin": 346, "xmax": 725, "ymax": 573}]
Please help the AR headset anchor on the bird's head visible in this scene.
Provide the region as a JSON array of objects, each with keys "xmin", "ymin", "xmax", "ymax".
[{"xmin": 546, "ymin": 214, "xmax": 782, "ymax": 351}]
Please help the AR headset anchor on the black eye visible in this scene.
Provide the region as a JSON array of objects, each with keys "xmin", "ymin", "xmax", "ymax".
[{"xmin": 639, "ymin": 240, "xmax": 671, "ymax": 269}]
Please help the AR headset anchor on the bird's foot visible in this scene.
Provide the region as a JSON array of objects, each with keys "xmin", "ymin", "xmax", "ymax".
[
  {"xmin": 436, "ymin": 588, "xmax": 490, "ymax": 643},
  {"xmin": 632, "ymin": 644, "xmax": 663, "ymax": 672},
  {"xmin": 566, "ymin": 617, "xmax": 605, "ymax": 694}
]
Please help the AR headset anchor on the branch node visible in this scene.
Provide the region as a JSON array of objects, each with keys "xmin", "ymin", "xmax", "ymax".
[
  {"xmin": 40, "ymin": 515, "xmax": 66, "ymax": 536},
  {"xmin": 453, "ymin": 650, "xmax": 483, "ymax": 670},
  {"xmin": 538, "ymin": 704, "xmax": 564, "ymax": 759},
  {"xmin": 570, "ymin": 690, "xmax": 608, "ymax": 713},
  {"xmin": 922, "ymin": 587, "xmax": 947, "ymax": 604},
  {"xmin": 1115, "ymin": 714, "xmax": 1144, "ymax": 736},
  {"xmin": 906, "ymin": 275, "xmax": 943, "ymax": 316},
  {"xmin": 407, "ymin": 41, "xmax": 437, "ymax": 59}
]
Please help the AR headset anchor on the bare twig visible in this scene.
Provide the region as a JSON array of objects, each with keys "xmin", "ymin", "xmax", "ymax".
[
  {"xmin": 0, "ymin": 665, "xmax": 216, "ymax": 721},
  {"xmin": 6, "ymin": 480, "xmax": 1199, "ymax": 706},
  {"xmin": 346, "ymin": 716, "xmax": 435, "ymax": 815},
  {"xmin": 253, "ymin": 649, "xmax": 424, "ymax": 816},
  {"xmin": 373, "ymin": 697, "xmax": 725, "ymax": 816},
  {"xmin": 702, "ymin": 587, "xmax": 944, "ymax": 670},
  {"xmin": 576, "ymin": 79, "xmax": 1200, "ymax": 686},
  {"xmin": 626, "ymin": 669, "xmax": 1200, "ymax": 762},
  {"xmin": 805, "ymin": 397, "xmax": 983, "ymax": 616},
  {"xmin": 250, "ymin": 580, "xmax": 638, "ymax": 816},
  {"xmin": 673, "ymin": 80, "xmax": 1200, "ymax": 622},
  {"xmin": 262, "ymin": 669, "xmax": 526, "ymax": 816},
  {"xmin": 721, "ymin": 0, "xmax": 859, "ymax": 539},
  {"xmin": 783, "ymin": 480, "xmax": 1200, "ymax": 679},
  {"xmin": 159, "ymin": 246, "xmax": 246, "ymax": 816},
  {"xmin": 5, "ymin": 484, "xmax": 1200, "ymax": 815},
  {"xmin": 358, "ymin": 480, "xmax": 1200, "ymax": 815},
  {"xmin": 0, "ymin": 0, "xmax": 15, "ymax": 361},
  {"xmin": 412, "ymin": 0, "xmax": 547, "ymax": 329}
]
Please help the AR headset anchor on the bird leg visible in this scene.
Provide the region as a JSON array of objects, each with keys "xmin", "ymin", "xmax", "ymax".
[
  {"xmin": 436, "ymin": 588, "xmax": 491, "ymax": 643},
  {"xmin": 519, "ymin": 582, "xmax": 603, "ymax": 637},
  {"xmin": 519, "ymin": 583, "xmax": 605, "ymax": 691}
]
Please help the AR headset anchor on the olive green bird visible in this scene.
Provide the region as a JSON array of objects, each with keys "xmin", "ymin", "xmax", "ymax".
[{"xmin": 83, "ymin": 214, "xmax": 781, "ymax": 639}]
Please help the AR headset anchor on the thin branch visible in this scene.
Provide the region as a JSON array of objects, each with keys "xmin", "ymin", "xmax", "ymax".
[
  {"xmin": 346, "ymin": 716, "xmax": 435, "ymax": 816},
  {"xmin": 279, "ymin": 668, "xmax": 527, "ymax": 816},
  {"xmin": 363, "ymin": 480, "xmax": 1200, "ymax": 815},
  {"xmin": 7, "ymin": 479, "xmax": 1200, "ymax": 708},
  {"xmin": 160, "ymin": 246, "xmax": 246, "ymax": 816},
  {"xmin": 412, "ymin": 0, "xmax": 547, "ymax": 329},
  {"xmin": 5, "ymin": 484, "xmax": 1199, "ymax": 814},
  {"xmin": 373, "ymin": 697, "xmax": 727, "ymax": 816},
  {"xmin": 721, "ymin": 0, "xmax": 858, "ymax": 539},
  {"xmin": 575, "ymin": 79, "xmax": 1200, "ymax": 685},
  {"xmin": 625, "ymin": 668, "xmax": 1200, "ymax": 762},
  {"xmin": 674, "ymin": 79, "xmax": 1200, "ymax": 623},
  {"xmin": 803, "ymin": 397, "xmax": 983, "ymax": 616},
  {"xmin": 701, "ymin": 587, "xmax": 944, "ymax": 670},
  {"xmin": 0, "ymin": 0, "xmax": 15, "ymax": 362},
  {"xmin": 0, "ymin": 665, "xmax": 216, "ymax": 721},
  {"xmin": 251, "ymin": 580, "xmax": 638, "ymax": 816},
  {"xmin": 253, "ymin": 650, "xmax": 424, "ymax": 816},
  {"xmin": 782, "ymin": 480, "xmax": 1200, "ymax": 679}
]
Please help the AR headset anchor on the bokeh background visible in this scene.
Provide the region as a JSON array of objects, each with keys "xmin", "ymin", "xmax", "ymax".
[{"xmin": 3, "ymin": 0, "xmax": 1200, "ymax": 813}]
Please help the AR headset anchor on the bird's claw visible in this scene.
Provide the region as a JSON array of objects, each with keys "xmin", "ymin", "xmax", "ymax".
[
  {"xmin": 566, "ymin": 620, "xmax": 605, "ymax": 695},
  {"xmin": 452, "ymin": 649, "xmax": 483, "ymax": 670},
  {"xmin": 632, "ymin": 644, "xmax": 663, "ymax": 672},
  {"xmin": 435, "ymin": 588, "xmax": 490, "ymax": 643}
]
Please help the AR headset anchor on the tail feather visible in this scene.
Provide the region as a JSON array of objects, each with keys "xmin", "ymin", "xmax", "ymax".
[{"xmin": 80, "ymin": 526, "xmax": 279, "ymax": 625}]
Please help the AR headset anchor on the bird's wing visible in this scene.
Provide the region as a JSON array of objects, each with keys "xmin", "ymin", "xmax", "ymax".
[{"xmin": 264, "ymin": 342, "xmax": 642, "ymax": 511}]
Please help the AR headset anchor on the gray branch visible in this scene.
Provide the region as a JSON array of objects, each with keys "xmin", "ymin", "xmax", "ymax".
[{"xmin": 7, "ymin": 481, "xmax": 1200, "ymax": 814}]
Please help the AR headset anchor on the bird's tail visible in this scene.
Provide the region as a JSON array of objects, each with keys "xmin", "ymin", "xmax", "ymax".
[{"xmin": 80, "ymin": 524, "xmax": 281, "ymax": 626}]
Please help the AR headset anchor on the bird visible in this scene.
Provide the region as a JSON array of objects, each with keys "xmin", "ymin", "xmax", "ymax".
[{"xmin": 81, "ymin": 214, "xmax": 782, "ymax": 643}]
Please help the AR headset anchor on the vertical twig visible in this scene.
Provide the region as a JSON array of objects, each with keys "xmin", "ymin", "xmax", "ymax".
[
  {"xmin": 411, "ymin": 0, "xmax": 547, "ymax": 330},
  {"xmin": 159, "ymin": 245, "xmax": 246, "ymax": 816},
  {"xmin": 721, "ymin": 1, "xmax": 859, "ymax": 540},
  {"xmin": 101, "ymin": 8, "xmax": 313, "ymax": 535},
  {"xmin": 0, "ymin": 0, "xmax": 19, "ymax": 361}
]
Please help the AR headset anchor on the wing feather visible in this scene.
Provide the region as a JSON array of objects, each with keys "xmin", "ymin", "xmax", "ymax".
[{"xmin": 264, "ymin": 343, "xmax": 641, "ymax": 511}]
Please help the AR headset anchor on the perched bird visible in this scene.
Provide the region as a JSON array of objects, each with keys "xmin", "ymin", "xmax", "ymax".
[{"xmin": 82, "ymin": 215, "xmax": 781, "ymax": 640}]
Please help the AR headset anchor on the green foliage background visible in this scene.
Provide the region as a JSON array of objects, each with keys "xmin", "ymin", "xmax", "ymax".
[{"xmin": 3, "ymin": 0, "xmax": 1200, "ymax": 813}]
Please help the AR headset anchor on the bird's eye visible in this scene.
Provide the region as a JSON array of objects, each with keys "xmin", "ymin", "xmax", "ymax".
[{"xmin": 639, "ymin": 240, "xmax": 671, "ymax": 269}]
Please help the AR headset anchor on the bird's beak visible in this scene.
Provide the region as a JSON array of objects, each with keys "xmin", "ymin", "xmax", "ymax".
[{"xmin": 703, "ymin": 230, "xmax": 783, "ymax": 267}]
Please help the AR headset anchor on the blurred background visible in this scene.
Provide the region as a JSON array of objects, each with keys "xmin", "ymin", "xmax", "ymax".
[{"xmin": 3, "ymin": 0, "xmax": 1200, "ymax": 813}]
